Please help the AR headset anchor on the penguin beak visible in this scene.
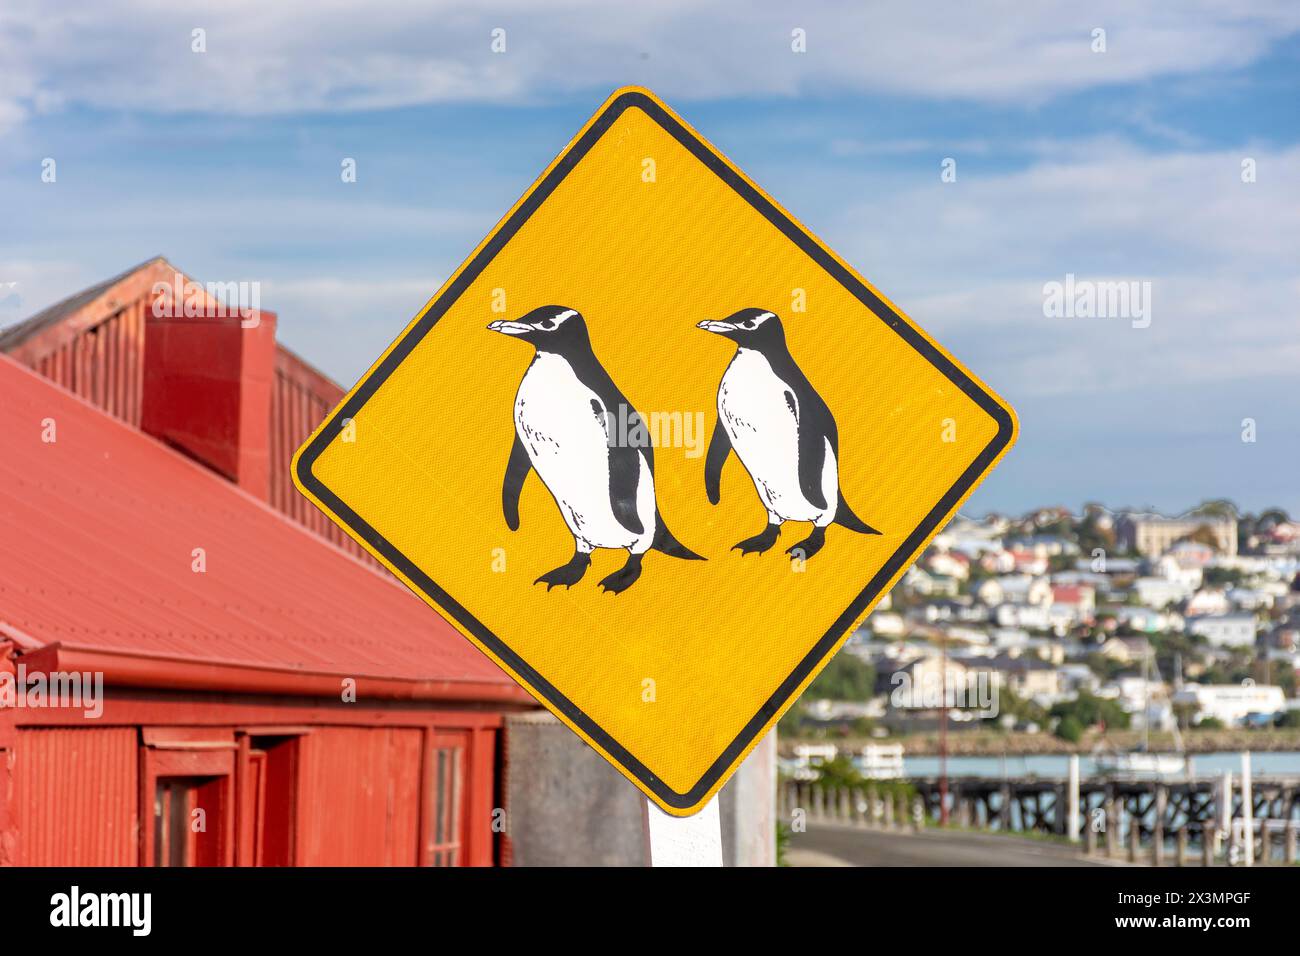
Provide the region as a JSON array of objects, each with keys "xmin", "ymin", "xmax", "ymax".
[
  {"xmin": 487, "ymin": 320, "xmax": 532, "ymax": 336},
  {"xmin": 697, "ymin": 320, "xmax": 735, "ymax": 334}
]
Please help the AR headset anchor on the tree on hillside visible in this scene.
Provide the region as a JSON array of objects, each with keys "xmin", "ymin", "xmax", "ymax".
[
  {"xmin": 1055, "ymin": 715, "xmax": 1084, "ymax": 743},
  {"xmin": 1190, "ymin": 499, "xmax": 1239, "ymax": 519},
  {"xmin": 807, "ymin": 653, "xmax": 877, "ymax": 701},
  {"xmin": 1049, "ymin": 691, "xmax": 1130, "ymax": 731},
  {"xmin": 1184, "ymin": 525, "xmax": 1224, "ymax": 550}
]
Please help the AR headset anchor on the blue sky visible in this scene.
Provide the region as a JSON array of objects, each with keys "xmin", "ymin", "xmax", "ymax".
[{"xmin": 2, "ymin": 2, "xmax": 1298, "ymax": 516}]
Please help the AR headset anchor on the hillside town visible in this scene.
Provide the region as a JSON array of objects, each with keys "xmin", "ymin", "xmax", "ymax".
[{"xmin": 786, "ymin": 504, "xmax": 1300, "ymax": 747}]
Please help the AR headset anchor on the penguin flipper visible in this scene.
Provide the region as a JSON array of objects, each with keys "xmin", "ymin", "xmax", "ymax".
[
  {"xmin": 796, "ymin": 416, "xmax": 830, "ymax": 512},
  {"xmin": 607, "ymin": 431, "xmax": 645, "ymax": 537},
  {"xmin": 834, "ymin": 491, "xmax": 881, "ymax": 536},
  {"xmin": 502, "ymin": 433, "xmax": 532, "ymax": 532},
  {"xmin": 704, "ymin": 416, "xmax": 732, "ymax": 505}
]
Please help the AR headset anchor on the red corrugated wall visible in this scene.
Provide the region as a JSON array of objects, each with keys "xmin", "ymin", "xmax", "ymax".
[
  {"xmin": 295, "ymin": 727, "xmax": 423, "ymax": 866},
  {"xmin": 12, "ymin": 727, "xmax": 138, "ymax": 866},
  {"xmin": 270, "ymin": 348, "xmax": 376, "ymax": 562},
  {"xmin": 34, "ymin": 301, "xmax": 147, "ymax": 426}
]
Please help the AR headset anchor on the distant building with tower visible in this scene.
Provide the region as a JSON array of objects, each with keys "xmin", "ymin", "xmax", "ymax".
[{"xmin": 1117, "ymin": 513, "xmax": 1238, "ymax": 558}]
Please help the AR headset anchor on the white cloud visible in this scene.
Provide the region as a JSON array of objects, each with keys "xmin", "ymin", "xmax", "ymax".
[
  {"xmin": 822, "ymin": 142, "xmax": 1300, "ymax": 398},
  {"xmin": 0, "ymin": 259, "xmax": 87, "ymax": 327},
  {"xmin": 265, "ymin": 276, "xmax": 452, "ymax": 385},
  {"xmin": 1, "ymin": 0, "xmax": 1298, "ymax": 131}
]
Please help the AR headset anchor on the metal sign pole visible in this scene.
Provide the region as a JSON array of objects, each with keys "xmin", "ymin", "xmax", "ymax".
[{"xmin": 642, "ymin": 795, "xmax": 723, "ymax": 867}]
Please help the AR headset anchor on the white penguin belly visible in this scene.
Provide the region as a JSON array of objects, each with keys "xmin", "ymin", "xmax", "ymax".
[
  {"xmin": 719, "ymin": 349, "xmax": 836, "ymax": 524},
  {"xmin": 513, "ymin": 354, "xmax": 655, "ymax": 551}
]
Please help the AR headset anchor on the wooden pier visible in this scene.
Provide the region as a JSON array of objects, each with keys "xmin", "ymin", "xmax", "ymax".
[{"xmin": 780, "ymin": 772, "xmax": 1300, "ymax": 865}]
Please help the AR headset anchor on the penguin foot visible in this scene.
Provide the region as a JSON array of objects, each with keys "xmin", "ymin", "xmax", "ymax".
[
  {"xmin": 534, "ymin": 552, "xmax": 592, "ymax": 590},
  {"xmin": 786, "ymin": 526, "xmax": 826, "ymax": 562},
  {"xmin": 599, "ymin": 553, "xmax": 644, "ymax": 595},
  {"xmin": 733, "ymin": 523, "xmax": 781, "ymax": 556}
]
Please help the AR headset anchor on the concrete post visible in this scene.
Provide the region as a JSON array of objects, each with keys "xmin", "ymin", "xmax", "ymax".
[
  {"xmin": 1176, "ymin": 827, "xmax": 1187, "ymax": 866},
  {"xmin": 1104, "ymin": 786, "xmax": 1117, "ymax": 856},
  {"xmin": 1219, "ymin": 772, "xmax": 1232, "ymax": 829},
  {"xmin": 1286, "ymin": 823, "xmax": 1297, "ymax": 865},
  {"xmin": 502, "ymin": 711, "xmax": 777, "ymax": 866},
  {"xmin": 1067, "ymin": 754, "xmax": 1081, "ymax": 843},
  {"xmin": 1220, "ymin": 770, "xmax": 1233, "ymax": 860},
  {"xmin": 717, "ymin": 730, "xmax": 777, "ymax": 866}
]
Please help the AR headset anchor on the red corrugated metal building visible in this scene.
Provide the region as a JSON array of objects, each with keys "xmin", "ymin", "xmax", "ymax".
[
  {"xmin": 0, "ymin": 263, "xmax": 535, "ymax": 866},
  {"xmin": 0, "ymin": 258, "xmax": 375, "ymax": 563}
]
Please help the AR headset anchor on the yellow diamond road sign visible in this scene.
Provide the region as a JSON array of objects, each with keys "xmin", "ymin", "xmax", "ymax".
[{"xmin": 293, "ymin": 87, "xmax": 1017, "ymax": 816}]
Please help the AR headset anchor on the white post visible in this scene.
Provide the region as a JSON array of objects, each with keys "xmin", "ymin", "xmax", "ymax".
[
  {"xmin": 1219, "ymin": 770, "xmax": 1233, "ymax": 833},
  {"xmin": 642, "ymin": 795, "xmax": 723, "ymax": 867},
  {"xmin": 1219, "ymin": 770, "xmax": 1233, "ymax": 862},
  {"xmin": 1241, "ymin": 752, "xmax": 1253, "ymax": 867},
  {"xmin": 1067, "ymin": 754, "xmax": 1080, "ymax": 843}
]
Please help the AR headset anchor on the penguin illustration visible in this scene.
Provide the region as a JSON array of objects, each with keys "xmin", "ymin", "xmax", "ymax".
[
  {"xmin": 489, "ymin": 305, "xmax": 704, "ymax": 593},
  {"xmin": 697, "ymin": 308, "xmax": 881, "ymax": 560}
]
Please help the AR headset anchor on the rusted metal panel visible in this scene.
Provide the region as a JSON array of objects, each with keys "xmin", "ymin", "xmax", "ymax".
[
  {"xmin": 387, "ymin": 728, "xmax": 424, "ymax": 865},
  {"xmin": 295, "ymin": 727, "xmax": 424, "ymax": 866},
  {"xmin": 12, "ymin": 727, "xmax": 137, "ymax": 866},
  {"xmin": 32, "ymin": 300, "xmax": 146, "ymax": 426},
  {"xmin": 465, "ymin": 727, "xmax": 498, "ymax": 866}
]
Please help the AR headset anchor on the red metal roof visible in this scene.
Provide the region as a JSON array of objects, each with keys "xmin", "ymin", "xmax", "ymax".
[
  {"xmin": 0, "ymin": 354, "xmax": 528, "ymax": 703},
  {"xmin": 1051, "ymin": 584, "xmax": 1091, "ymax": 604}
]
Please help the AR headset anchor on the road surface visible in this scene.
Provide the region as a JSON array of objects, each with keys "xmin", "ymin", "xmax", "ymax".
[{"xmin": 789, "ymin": 823, "xmax": 1119, "ymax": 867}]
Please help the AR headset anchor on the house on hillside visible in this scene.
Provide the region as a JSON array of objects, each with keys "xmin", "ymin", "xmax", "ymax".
[
  {"xmin": 1100, "ymin": 636, "xmax": 1153, "ymax": 664},
  {"xmin": 977, "ymin": 574, "xmax": 1052, "ymax": 608},
  {"xmin": 1187, "ymin": 613, "xmax": 1258, "ymax": 649}
]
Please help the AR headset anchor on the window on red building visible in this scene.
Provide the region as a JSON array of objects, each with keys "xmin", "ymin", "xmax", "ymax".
[{"xmin": 429, "ymin": 737, "xmax": 464, "ymax": 866}]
